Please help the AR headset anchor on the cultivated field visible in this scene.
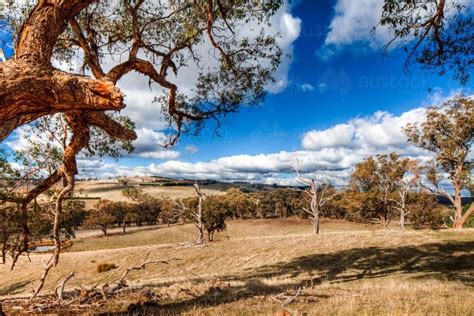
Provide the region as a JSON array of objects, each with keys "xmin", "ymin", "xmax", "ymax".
[
  {"xmin": 73, "ymin": 180, "xmax": 225, "ymax": 208},
  {"xmin": 1, "ymin": 218, "xmax": 473, "ymax": 314}
]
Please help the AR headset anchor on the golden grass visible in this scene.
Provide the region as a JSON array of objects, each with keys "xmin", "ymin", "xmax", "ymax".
[
  {"xmin": 1, "ymin": 219, "xmax": 473, "ymax": 314},
  {"xmin": 69, "ymin": 218, "xmax": 376, "ymax": 252}
]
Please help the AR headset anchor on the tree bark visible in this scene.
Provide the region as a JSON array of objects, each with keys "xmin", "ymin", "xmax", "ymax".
[
  {"xmin": 452, "ymin": 182, "xmax": 464, "ymax": 228},
  {"xmin": 194, "ymin": 184, "xmax": 205, "ymax": 244},
  {"xmin": 0, "ymin": 61, "xmax": 124, "ymax": 141}
]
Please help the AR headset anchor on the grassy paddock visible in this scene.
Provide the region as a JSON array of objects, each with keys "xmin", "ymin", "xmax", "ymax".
[{"xmin": 1, "ymin": 219, "xmax": 473, "ymax": 314}]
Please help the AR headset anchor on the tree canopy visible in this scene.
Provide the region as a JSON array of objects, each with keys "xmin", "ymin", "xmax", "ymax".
[{"xmin": 380, "ymin": 0, "xmax": 473, "ymax": 84}]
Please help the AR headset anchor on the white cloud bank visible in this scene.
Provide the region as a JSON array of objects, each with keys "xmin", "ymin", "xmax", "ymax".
[{"xmin": 78, "ymin": 105, "xmax": 436, "ymax": 186}]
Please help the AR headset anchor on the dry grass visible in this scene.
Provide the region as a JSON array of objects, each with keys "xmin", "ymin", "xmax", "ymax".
[
  {"xmin": 69, "ymin": 218, "xmax": 377, "ymax": 252},
  {"xmin": 1, "ymin": 219, "xmax": 473, "ymax": 314}
]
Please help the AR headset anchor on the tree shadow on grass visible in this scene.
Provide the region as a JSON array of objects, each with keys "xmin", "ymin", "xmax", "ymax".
[
  {"xmin": 102, "ymin": 240, "xmax": 474, "ymax": 315},
  {"xmin": 235, "ymin": 240, "xmax": 474, "ymax": 285},
  {"xmin": 0, "ymin": 280, "xmax": 32, "ymax": 296}
]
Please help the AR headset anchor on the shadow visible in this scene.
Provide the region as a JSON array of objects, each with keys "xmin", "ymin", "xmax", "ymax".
[
  {"xmin": 0, "ymin": 281, "xmax": 31, "ymax": 296},
  {"xmin": 235, "ymin": 240, "xmax": 474, "ymax": 286},
  {"xmin": 96, "ymin": 240, "xmax": 474, "ymax": 315}
]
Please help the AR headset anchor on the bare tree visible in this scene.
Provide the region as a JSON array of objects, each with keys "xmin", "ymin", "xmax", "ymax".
[
  {"xmin": 178, "ymin": 183, "xmax": 206, "ymax": 244},
  {"xmin": 296, "ymin": 164, "xmax": 339, "ymax": 234},
  {"xmin": 390, "ymin": 160, "xmax": 420, "ymax": 229}
]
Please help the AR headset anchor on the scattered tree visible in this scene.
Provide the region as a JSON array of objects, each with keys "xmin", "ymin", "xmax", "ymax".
[
  {"xmin": 179, "ymin": 184, "xmax": 206, "ymax": 244},
  {"xmin": 349, "ymin": 153, "xmax": 412, "ymax": 228},
  {"xmin": 202, "ymin": 196, "xmax": 229, "ymax": 242},
  {"xmin": 296, "ymin": 163, "xmax": 340, "ymax": 234},
  {"xmin": 408, "ymin": 193, "xmax": 447, "ymax": 229},
  {"xmin": 389, "ymin": 159, "xmax": 419, "ymax": 229},
  {"xmin": 404, "ymin": 98, "xmax": 473, "ymax": 228},
  {"xmin": 159, "ymin": 197, "xmax": 182, "ymax": 226},
  {"xmin": 86, "ymin": 200, "xmax": 117, "ymax": 237}
]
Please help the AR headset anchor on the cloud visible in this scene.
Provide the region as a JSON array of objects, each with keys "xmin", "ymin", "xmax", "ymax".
[
  {"xmin": 185, "ymin": 145, "xmax": 199, "ymax": 154},
  {"xmin": 301, "ymin": 108, "xmax": 427, "ymax": 151},
  {"xmin": 318, "ymin": 0, "xmax": 474, "ymax": 60},
  {"xmin": 264, "ymin": 9, "xmax": 302, "ymax": 93},
  {"xmin": 129, "ymin": 128, "xmax": 180, "ymax": 160},
  {"xmin": 315, "ymin": 0, "xmax": 388, "ymax": 61},
  {"xmin": 300, "ymin": 83, "xmax": 315, "ymax": 92},
  {"xmin": 77, "ymin": 105, "xmax": 437, "ymax": 186},
  {"xmin": 325, "ymin": 0, "xmax": 388, "ymax": 49}
]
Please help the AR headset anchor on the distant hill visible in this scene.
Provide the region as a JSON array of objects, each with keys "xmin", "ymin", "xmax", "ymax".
[{"xmin": 77, "ymin": 176, "xmax": 289, "ymax": 193}]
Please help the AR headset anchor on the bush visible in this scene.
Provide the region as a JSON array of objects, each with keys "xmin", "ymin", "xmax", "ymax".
[
  {"xmin": 97, "ymin": 263, "xmax": 117, "ymax": 273},
  {"xmin": 408, "ymin": 194, "xmax": 446, "ymax": 229}
]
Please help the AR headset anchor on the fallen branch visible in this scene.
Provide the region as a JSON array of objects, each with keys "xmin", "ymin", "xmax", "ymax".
[
  {"xmin": 271, "ymin": 287, "xmax": 302, "ymax": 307},
  {"xmin": 108, "ymin": 253, "xmax": 179, "ymax": 294},
  {"xmin": 56, "ymin": 272, "xmax": 75, "ymax": 303}
]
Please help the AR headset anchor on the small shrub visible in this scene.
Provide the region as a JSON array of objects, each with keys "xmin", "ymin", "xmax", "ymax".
[{"xmin": 97, "ymin": 263, "xmax": 117, "ymax": 273}]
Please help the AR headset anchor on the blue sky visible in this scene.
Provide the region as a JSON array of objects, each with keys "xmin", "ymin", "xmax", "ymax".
[{"xmin": 2, "ymin": 0, "xmax": 472, "ymax": 185}]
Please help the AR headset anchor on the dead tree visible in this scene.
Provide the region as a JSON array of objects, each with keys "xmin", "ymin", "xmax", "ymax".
[
  {"xmin": 391, "ymin": 166, "xmax": 419, "ymax": 230},
  {"xmin": 178, "ymin": 184, "xmax": 206, "ymax": 244},
  {"xmin": 296, "ymin": 163, "xmax": 339, "ymax": 235}
]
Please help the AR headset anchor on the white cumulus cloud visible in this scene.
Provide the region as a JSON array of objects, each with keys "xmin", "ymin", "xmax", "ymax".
[{"xmin": 77, "ymin": 104, "xmax": 438, "ymax": 186}]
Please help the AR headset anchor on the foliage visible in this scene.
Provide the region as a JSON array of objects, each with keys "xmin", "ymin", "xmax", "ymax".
[
  {"xmin": 225, "ymin": 188, "xmax": 258, "ymax": 219},
  {"xmin": 202, "ymin": 196, "xmax": 230, "ymax": 242},
  {"xmin": 405, "ymin": 97, "xmax": 473, "ymax": 228},
  {"xmin": 349, "ymin": 153, "xmax": 412, "ymax": 226},
  {"xmin": 85, "ymin": 200, "xmax": 117, "ymax": 236},
  {"xmin": 159, "ymin": 197, "xmax": 181, "ymax": 226},
  {"xmin": 253, "ymin": 189, "xmax": 304, "ymax": 219},
  {"xmin": 408, "ymin": 193, "xmax": 447, "ymax": 229},
  {"xmin": 380, "ymin": 0, "xmax": 474, "ymax": 84},
  {"xmin": 462, "ymin": 203, "xmax": 474, "ymax": 228}
]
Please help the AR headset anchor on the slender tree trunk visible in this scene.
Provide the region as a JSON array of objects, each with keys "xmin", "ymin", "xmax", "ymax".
[
  {"xmin": 194, "ymin": 184, "xmax": 205, "ymax": 244},
  {"xmin": 453, "ymin": 184, "xmax": 464, "ymax": 228},
  {"xmin": 102, "ymin": 227, "xmax": 107, "ymax": 237},
  {"xmin": 313, "ymin": 216, "xmax": 320, "ymax": 234},
  {"xmin": 196, "ymin": 202, "xmax": 203, "ymax": 244},
  {"xmin": 197, "ymin": 225, "xmax": 204, "ymax": 244},
  {"xmin": 400, "ymin": 211, "xmax": 405, "ymax": 229},
  {"xmin": 399, "ymin": 191, "xmax": 406, "ymax": 230}
]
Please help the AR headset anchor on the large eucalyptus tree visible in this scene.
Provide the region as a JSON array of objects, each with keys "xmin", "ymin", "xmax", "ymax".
[{"xmin": 0, "ymin": 0, "xmax": 283, "ymax": 277}]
